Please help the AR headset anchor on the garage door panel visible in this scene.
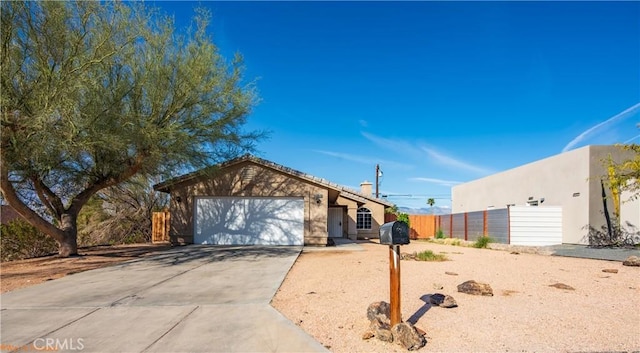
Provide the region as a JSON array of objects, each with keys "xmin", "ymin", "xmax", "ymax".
[{"xmin": 195, "ymin": 197, "xmax": 304, "ymax": 245}]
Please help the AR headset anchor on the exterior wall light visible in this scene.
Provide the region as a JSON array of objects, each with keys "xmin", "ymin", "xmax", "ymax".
[{"xmin": 313, "ymin": 194, "xmax": 323, "ymax": 204}]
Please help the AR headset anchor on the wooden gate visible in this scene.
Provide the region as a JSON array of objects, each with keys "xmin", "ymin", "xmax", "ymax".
[{"xmin": 152, "ymin": 211, "xmax": 170, "ymax": 243}]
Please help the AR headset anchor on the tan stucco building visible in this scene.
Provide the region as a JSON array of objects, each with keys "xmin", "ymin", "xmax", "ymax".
[
  {"xmin": 154, "ymin": 155, "xmax": 393, "ymax": 246},
  {"xmin": 452, "ymin": 145, "xmax": 639, "ymax": 244}
]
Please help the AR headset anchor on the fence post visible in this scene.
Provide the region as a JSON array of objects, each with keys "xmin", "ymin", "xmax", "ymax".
[
  {"xmin": 483, "ymin": 210, "xmax": 488, "ymax": 236},
  {"xmin": 449, "ymin": 215, "xmax": 453, "ymax": 238},
  {"xmin": 464, "ymin": 212, "xmax": 468, "ymax": 241}
]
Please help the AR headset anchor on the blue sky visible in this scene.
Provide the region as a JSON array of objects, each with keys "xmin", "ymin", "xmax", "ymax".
[{"xmin": 157, "ymin": 1, "xmax": 640, "ymax": 210}]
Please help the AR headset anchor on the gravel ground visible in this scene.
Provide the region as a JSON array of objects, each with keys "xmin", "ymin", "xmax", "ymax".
[{"xmin": 271, "ymin": 240, "xmax": 640, "ymax": 353}]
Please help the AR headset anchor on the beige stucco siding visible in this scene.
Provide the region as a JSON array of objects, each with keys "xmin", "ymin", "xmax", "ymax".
[
  {"xmin": 168, "ymin": 162, "xmax": 328, "ymax": 245},
  {"xmin": 452, "ymin": 145, "xmax": 636, "ymax": 244},
  {"xmin": 355, "ymin": 201, "xmax": 387, "ymax": 239}
]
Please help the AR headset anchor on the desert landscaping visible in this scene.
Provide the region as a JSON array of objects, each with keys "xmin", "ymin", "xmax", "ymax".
[
  {"xmin": 2, "ymin": 240, "xmax": 638, "ymax": 352},
  {"xmin": 271, "ymin": 240, "xmax": 640, "ymax": 353}
]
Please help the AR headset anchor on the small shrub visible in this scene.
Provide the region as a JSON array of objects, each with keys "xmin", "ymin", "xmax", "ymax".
[
  {"xmin": 1, "ymin": 219, "xmax": 58, "ymax": 261},
  {"xmin": 415, "ymin": 249, "xmax": 449, "ymax": 261},
  {"xmin": 435, "ymin": 229, "xmax": 446, "ymax": 239},
  {"xmin": 396, "ymin": 212, "xmax": 410, "ymax": 228},
  {"xmin": 473, "ymin": 236, "xmax": 494, "ymax": 249},
  {"xmin": 451, "ymin": 239, "xmax": 461, "ymax": 246}
]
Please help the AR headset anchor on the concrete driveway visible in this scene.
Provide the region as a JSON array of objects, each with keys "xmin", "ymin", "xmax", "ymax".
[{"xmin": 1, "ymin": 246, "xmax": 328, "ymax": 353}]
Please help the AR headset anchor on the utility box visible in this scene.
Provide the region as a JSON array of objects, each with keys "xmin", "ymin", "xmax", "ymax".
[{"xmin": 379, "ymin": 221, "xmax": 410, "ymax": 245}]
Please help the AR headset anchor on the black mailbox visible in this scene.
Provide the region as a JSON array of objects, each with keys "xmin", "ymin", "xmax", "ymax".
[{"xmin": 379, "ymin": 221, "xmax": 410, "ymax": 245}]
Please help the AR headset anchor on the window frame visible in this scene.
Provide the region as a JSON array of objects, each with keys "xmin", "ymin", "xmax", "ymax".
[{"xmin": 356, "ymin": 207, "xmax": 372, "ymax": 230}]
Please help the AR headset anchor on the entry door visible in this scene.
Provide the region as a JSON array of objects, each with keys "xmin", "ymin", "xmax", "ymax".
[{"xmin": 328, "ymin": 208, "xmax": 343, "ymax": 238}]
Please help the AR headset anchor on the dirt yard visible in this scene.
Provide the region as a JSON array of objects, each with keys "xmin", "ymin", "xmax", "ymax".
[
  {"xmin": 0, "ymin": 243, "xmax": 173, "ymax": 293},
  {"xmin": 271, "ymin": 241, "xmax": 640, "ymax": 353}
]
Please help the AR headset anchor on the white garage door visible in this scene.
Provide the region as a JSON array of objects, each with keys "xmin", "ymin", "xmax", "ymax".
[{"xmin": 194, "ymin": 197, "xmax": 304, "ymax": 245}]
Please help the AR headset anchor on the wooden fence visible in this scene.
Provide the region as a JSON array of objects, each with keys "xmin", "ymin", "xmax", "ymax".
[
  {"xmin": 384, "ymin": 213, "xmax": 438, "ymax": 239},
  {"xmin": 152, "ymin": 211, "xmax": 170, "ymax": 243}
]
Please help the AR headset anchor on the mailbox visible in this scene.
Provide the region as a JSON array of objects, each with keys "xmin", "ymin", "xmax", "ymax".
[{"xmin": 379, "ymin": 221, "xmax": 410, "ymax": 245}]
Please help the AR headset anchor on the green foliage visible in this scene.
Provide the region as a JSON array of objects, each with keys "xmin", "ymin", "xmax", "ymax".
[
  {"xmin": 1, "ymin": 1, "xmax": 260, "ymax": 255},
  {"xmin": 415, "ymin": 249, "xmax": 448, "ymax": 262},
  {"xmin": 396, "ymin": 212, "xmax": 410, "ymax": 227},
  {"xmin": 1, "ymin": 219, "xmax": 58, "ymax": 261},
  {"xmin": 473, "ymin": 236, "xmax": 494, "ymax": 248},
  {"xmin": 603, "ymin": 144, "xmax": 640, "ymax": 202},
  {"xmin": 385, "ymin": 205, "xmax": 410, "ymax": 228},
  {"xmin": 435, "ymin": 229, "xmax": 446, "ymax": 239}
]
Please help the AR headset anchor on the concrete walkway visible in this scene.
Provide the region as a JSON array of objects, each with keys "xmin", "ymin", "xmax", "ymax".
[
  {"xmin": 545, "ymin": 243, "xmax": 640, "ymax": 262},
  {"xmin": 0, "ymin": 246, "xmax": 329, "ymax": 353}
]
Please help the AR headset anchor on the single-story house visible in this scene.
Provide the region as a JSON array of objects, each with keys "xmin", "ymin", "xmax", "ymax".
[
  {"xmin": 153, "ymin": 154, "xmax": 394, "ymax": 246},
  {"xmin": 451, "ymin": 145, "xmax": 639, "ymax": 245}
]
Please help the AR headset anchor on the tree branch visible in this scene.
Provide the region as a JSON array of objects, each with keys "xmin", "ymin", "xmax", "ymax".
[
  {"xmin": 30, "ymin": 174, "xmax": 65, "ymax": 218},
  {"xmin": 0, "ymin": 158, "xmax": 65, "ymax": 242},
  {"xmin": 70, "ymin": 153, "xmax": 146, "ymax": 214}
]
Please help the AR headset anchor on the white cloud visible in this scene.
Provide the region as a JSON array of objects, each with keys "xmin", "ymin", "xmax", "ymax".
[
  {"xmin": 624, "ymin": 134, "xmax": 640, "ymax": 144},
  {"xmin": 358, "ymin": 120, "xmax": 368, "ymax": 128},
  {"xmin": 312, "ymin": 150, "xmax": 414, "ymax": 169},
  {"xmin": 562, "ymin": 102, "xmax": 640, "ymax": 152},
  {"xmin": 409, "ymin": 177, "xmax": 462, "ymax": 187},
  {"xmin": 421, "ymin": 147, "xmax": 493, "ymax": 175},
  {"xmin": 361, "ymin": 132, "xmax": 423, "ymax": 158},
  {"xmin": 362, "ymin": 132, "xmax": 492, "ymax": 175}
]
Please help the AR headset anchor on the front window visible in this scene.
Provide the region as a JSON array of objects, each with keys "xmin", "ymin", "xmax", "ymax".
[{"xmin": 357, "ymin": 207, "xmax": 372, "ymax": 230}]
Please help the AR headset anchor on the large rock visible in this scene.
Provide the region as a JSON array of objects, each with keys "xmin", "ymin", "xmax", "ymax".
[
  {"xmin": 457, "ymin": 280, "xmax": 493, "ymax": 296},
  {"xmin": 623, "ymin": 255, "xmax": 640, "ymax": 267},
  {"xmin": 367, "ymin": 301, "xmax": 390, "ymax": 323},
  {"xmin": 369, "ymin": 318, "xmax": 393, "ymax": 342},
  {"xmin": 391, "ymin": 322, "xmax": 427, "ymax": 351},
  {"xmin": 429, "ymin": 293, "xmax": 458, "ymax": 308}
]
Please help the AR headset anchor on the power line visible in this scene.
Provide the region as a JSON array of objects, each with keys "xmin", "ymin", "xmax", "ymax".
[{"xmin": 381, "ymin": 194, "xmax": 450, "ymax": 199}]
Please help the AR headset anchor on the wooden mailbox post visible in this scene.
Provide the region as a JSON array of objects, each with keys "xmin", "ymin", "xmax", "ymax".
[
  {"xmin": 389, "ymin": 244, "xmax": 402, "ymax": 326},
  {"xmin": 379, "ymin": 221, "xmax": 410, "ymax": 326}
]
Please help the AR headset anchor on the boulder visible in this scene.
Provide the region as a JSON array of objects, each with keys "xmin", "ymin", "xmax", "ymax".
[
  {"xmin": 391, "ymin": 322, "xmax": 427, "ymax": 351},
  {"xmin": 457, "ymin": 280, "xmax": 493, "ymax": 296},
  {"xmin": 367, "ymin": 301, "xmax": 390, "ymax": 323},
  {"xmin": 623, "ymin": 255, "xmax": 640, "ymax": 267},
  {"xmin": 370, "ymin": 318, "xmax": 393, "ymax": 342},
  {"xmin": 429, "ymin": 293, "xmax": 458, "ymax": 308}
]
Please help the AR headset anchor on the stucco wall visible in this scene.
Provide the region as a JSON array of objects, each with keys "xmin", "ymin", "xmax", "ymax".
[
  {"xmin": 355, "ymin": 200, "xmax": 386, "ymax": 240},
  {"xmin": 621, "ymin": 185, "xmax": 640, "ymax": 234},
  {"xmin": 452, "ymin": 145, "xmax": 634, "ymax": 244},
  {"xmin": 334, "ymin": 196, "xmax": 387, "ymax": 240},
  {"xmin": 168, "ymin": 162, "xmax": 328, "ymax": 245}
]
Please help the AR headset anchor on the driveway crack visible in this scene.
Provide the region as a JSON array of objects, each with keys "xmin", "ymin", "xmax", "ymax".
[
  {"xmin": 107, "ymin": 261, "xmax": 211, "ymax": 307},
  {"xmin": 140, "ymin": 306, "xmax": 199, "ymax": 353},
  {"xmin": 14, "ymin": 308, "xmax": 101, "ymax": 353}
]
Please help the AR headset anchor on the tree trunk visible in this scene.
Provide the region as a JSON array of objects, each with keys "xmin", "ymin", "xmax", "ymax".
[{"xmin": 59, "ymin": 213, "xmax": 79, "ymax": 257}]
